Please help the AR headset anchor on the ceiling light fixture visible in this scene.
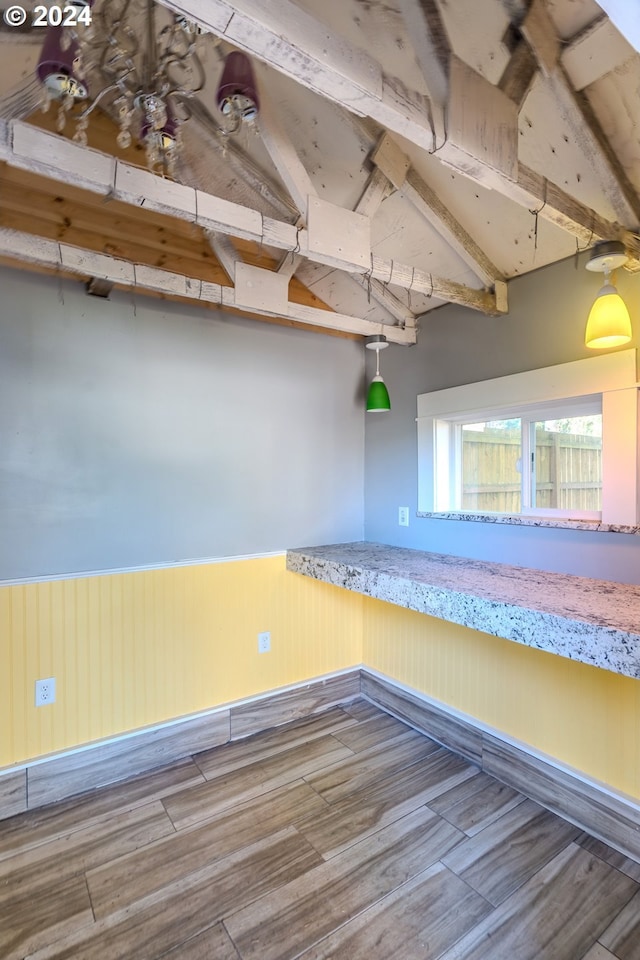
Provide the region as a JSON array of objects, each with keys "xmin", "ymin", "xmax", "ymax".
[
  {"xmin": 216, "ymin": 52, "xmax": 259, "ymax": 136},
  {"xmin": 585, "ymin": 241, "xmax": 633, "ymax": 350},
  {"xmin": 365, "ymin": 335, "xmax": 391, "ymax": 413},
  {"xmin": 33, "ymin": 0, "xmax": 259, "ymax": 175}
]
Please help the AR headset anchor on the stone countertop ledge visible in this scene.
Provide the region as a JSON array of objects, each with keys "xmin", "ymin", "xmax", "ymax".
[{"xmin": 286, "ymin": 542, "xmax": 640, "ymax": 680}]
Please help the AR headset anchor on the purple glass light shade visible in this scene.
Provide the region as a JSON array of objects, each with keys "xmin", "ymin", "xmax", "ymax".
[
  {"xmin": 216, "ymin": 52, "xmax": 259, "ymax": 120},
  {"xmin": 36, "ymin": 27, "xmax": 87, "ymax": 99},
  {"xmin": 141, "ymin": 110, "xmax": 181, "ymax": 150}
]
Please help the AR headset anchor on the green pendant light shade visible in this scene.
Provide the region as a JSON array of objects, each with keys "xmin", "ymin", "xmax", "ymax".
[
  {"xmin": 366, "ymin": 374, "xmax": 391, "ymax": 412},
  {"xmin": 365, "ymin": 334, "xmax": 391, "ymax": 413}
]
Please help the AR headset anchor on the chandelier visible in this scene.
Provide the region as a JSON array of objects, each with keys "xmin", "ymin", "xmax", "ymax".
[{"xmin": 35, "ymin": 0, "xmax": 260, "ymax": 175}]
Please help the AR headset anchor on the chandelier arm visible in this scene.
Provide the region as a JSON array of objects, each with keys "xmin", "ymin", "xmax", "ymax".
[
  {"xmin": 161, "ymin": 54, "xmax": 206, "ymax": 95},
  {"xmin": 77, "ymin": 79, "xmax": 130, "ymax": 119}
]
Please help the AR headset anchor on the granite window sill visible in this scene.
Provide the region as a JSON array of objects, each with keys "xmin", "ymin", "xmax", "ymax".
[{"xmin": 417, "ymin": 512, "xmax": 640, "ymax": 535}]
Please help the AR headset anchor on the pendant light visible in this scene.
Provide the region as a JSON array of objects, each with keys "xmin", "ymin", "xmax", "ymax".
[
  {"xmin": 365, "ymin": 335, "xmax": 391, "ymax": 413},
  {"xmin": 585, "ymin": 241, "xmax": 632, "ymax": 349}
]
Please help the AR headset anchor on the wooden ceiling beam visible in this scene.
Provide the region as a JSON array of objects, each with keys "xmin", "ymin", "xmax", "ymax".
[
  {"xmin": 0, "ymin": 253, "xmax": 362, "ymax": 341},
  {"xmin": 354, "ymin": 167, "xmax": 393, "ymax": 219},
  {"xmin": 351, "ymin": 166, "xmax": 416, "ymax": 326},
  {"xmin": 206, "ymin": 234, "xmax": 239, "ymax": 283},
  {"xmin": 351, "ymin": 275, "xmax": 417, "ymax": 326},
  {"xmin": 498, "ymin": 39, "xmax": 538, "ymax": 109},
  {"xmin": 0, "ymin": 165, "xmax": 334, "ymax": 312},
  {"xmin": 156, "ymin": 0, "xmax": 639, "ymax": 252},
  {"xmin": 371, "ymin": 133, "xmax": 505, "ymax": 288},
  {"xmin": 159, "ymin": 0, "xmax": 435, "ymax": 150},
  {"xmin": 0, "ymin": 119, "xmax": 509, "ymax": 315},
  {"xmin": 521, "ymin": 0, "xmax": 640, "ymax": 226},
  {"xmin": 561, "ymin": 15, "xmax": 634, "ymax": 91},
  {"xmin": 397, "ymin": 0, "xmax": 450, "ymax": 145},
  {"xmin": 256, "ymin": 78, "xmax": 317, "ymax": 219},
  {"xmin": 501, "ymin": 164, "xmax": 640, "ymax": 268},
  {"xmin": 0, "ymin": 227, "xmax": 416, "ymax": 343},
  {"xmin": 160, "ymin": 0, "xmax": 522, "ymax": 187},
  {"xmin": 593, "ymin": 1, "xmax": 640, "ymax": 54},
  {"xmin": 233, "ymin": 86, "xmax": 405, "ymax": 325}
]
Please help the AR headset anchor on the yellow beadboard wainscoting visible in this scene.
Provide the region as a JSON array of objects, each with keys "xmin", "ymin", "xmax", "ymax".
[
  {"xmin": 363, "ymin": 596, "xmax": 640, "ymax": 802},
  {"xmin": 0, "ymin": 555, "xmax": 364, "ymax": 768}
]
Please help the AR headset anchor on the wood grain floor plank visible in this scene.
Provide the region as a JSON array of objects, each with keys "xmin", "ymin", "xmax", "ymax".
[
  {"xmin": 341, "ymin": 699, "xmax": 383, "ymax": 722},
  {"xmin": 581, "ymin": 945, "xmax": 620, "ymax": 960},
  {"xmin": 332, "ymin": 712, "xmax": 413, "ymax": 753},
  {"xmin": 225, "ymin": 806, "xmax": 465, "ymax": 960},
  {"xmin": 483, "ymin": 733, "xmax": 640, "ymax": 862},
  {"xmin": 195, "ymin": 707, "xmax": 358, "ymax": 780},
  {"xmin": 438, "ymin": 843, "xmax": 638, "ymax": 960},
  {"xmin": 229, "ymin": 673, "xmax": 360, "ymax": 739},
  {"xmin": 88, "ymin": 781, "xmax": 327, "ymax": 919},
  {"xmin": 0, "ymin": 801, "xmax": 174, "ymax": 904},
  {"xmin": 305, "ymin": 730, "xmax": 441, "ymax": 804},
  {"xmin": 159, "ymin": 924, "xmax": 241, "ymax": 959},
  {"xmin": 0, "ymin": 758, "xmax": 203, "ymax": 863},
  {"xmin": 295, "ymin": 861, "xmax": 492, "ymax": 960},
  {"xmin": 3, "ymin": 705, "xmax": 639, "ymax": 960},
  {"xmin": 442, "ymin": 797, "xmax": 580, "ymax": 906},
  {"xmin": 599, "ymin": 887, "xmax": 640, "ymax": 960},
  {"xmin": 28, "ymin": 711, "xmax": 230, "ymax": 808},
  {"xmin": 163, "ymin": 736, "xmax": 352, "ymax": 829},
  {"xmin": 577, "ymin": 833, "xmax": 640, "ymax": 882},
  {"xmin": 27, "ymin": 828, "xmax": 322, "ymax": 960},
  {"xmin": 296, "ymin": 751, "xmax": 478, "ymax": 859},
  {"xmin": 362, "ymin": 676, "xmax": 483, "ymax": 764},
  {"xmin": 1, "ymin": 874, "xmax": 93, "ymax": 960},
  {"xmin": 429, "ymin": 771, "xmax": 525, "ymax": 836}
]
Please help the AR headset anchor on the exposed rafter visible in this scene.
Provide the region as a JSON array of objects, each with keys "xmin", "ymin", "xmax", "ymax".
[
  {"xmin": 521, "ymin": 0, "xmax": 640, "ymax": 226},
  {"xmin": 594, "ymin": 0, "xmax": 640, "ymax": 53},
  {"xmin": 158, "ymin": 0, "xmax": 440, "ymax": 153},
  {"xmin": 371, "ymin": 133, "xmax": 505, "ymax": 288},
  {"xmin": 499, "ymin": 164, "xmax": 640, "ymax": 269},
  {"xmin": 207, "ymin": 234, "xmax": 239, "ymax": 283},
  {"xmin": 256, "ymin": 80, "xmax": 404, "ymax": 325},
  {"xmin": 498, "ymin": 38, "xmax": 538, "ymax": 109},
  {"xmin": 354, "ymin": 167, "xmax": 393, "ymax": 219},
  {"xmin": 154, "ymin": 0, "xmax": 634, "ymax": 264},
  {"xmin": 0, "ymin": 120, "xmax": 501, "ymax": 314},
  {"xmin": 397, "ymin": 0, "xmax": 450, "ymax": 145},
  {"xmin": 562, "ymin": 15, "xmax": 635, "ymax": 91},
  {"xmin": 352, "ymin": 166, "xmax": 416, "ymax": 326},
  {"xmin": 256, "ymin": 78, "xmax": 317, "ymax": 218},
  {"xmin": 351, "ymin": 275, "xmax": 417, "ymax": 327},
  {"xmin": 0, "ymin": 226, "xmax": 416, "ymax": 344}
]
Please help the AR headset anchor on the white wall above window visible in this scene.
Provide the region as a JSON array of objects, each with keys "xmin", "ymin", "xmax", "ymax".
[{"xmin": 417, "ymin": 349, "xmax": 639, "ymax": 526}]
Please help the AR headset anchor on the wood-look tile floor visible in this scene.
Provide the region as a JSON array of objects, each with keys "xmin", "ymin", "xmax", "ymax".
[{"xmin": 2, "ymin": 699, "xmax": 640, "ymax": 960}]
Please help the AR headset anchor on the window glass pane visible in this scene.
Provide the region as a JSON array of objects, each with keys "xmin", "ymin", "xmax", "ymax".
[
  {"xmin": 462, "ymin": 419, "xmax": 521, "ymax": 513},
  {"xmin": 533, "ymin": 415, "xmax": 602, "ymax": 512}
]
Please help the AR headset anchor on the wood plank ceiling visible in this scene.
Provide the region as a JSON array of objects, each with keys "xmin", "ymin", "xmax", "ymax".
[{"xmin": 0, "ymin": 0, "xmax": 639, "ymax": 343}]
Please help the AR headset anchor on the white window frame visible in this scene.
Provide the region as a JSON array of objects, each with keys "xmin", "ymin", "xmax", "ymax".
[{"xmin": 417, "ymin": 349, "xmax": 639, "ymax": 526}]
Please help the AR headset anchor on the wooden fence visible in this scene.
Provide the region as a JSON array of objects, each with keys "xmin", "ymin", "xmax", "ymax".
[{"xmin": 462, "ymin": 428, "xmax": 602, "ymax": 513}]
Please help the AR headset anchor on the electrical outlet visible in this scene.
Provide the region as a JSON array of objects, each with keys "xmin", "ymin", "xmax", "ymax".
[
  {"xmin": 35, "ymin": 677, "xmax": 56, "ymax": 707},
  {"xmin": 398, "ymin": 506, "xmax": 410, "ymax": 526},
  {"xmin": 258, "ymin": 631, "xmax": 271, "ymax": 654}
]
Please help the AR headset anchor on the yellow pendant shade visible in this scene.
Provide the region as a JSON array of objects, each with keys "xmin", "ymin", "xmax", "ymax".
[{"xmin": 585, "ymin": 282, "xmax": 632, "ymax": 350}]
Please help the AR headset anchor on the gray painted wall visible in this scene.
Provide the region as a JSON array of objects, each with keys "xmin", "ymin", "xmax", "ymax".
[
  {"xmin": 0, "ymin": 266, "xmax": 365, "ymax": 580},
  {"xmin": 365, "ymin": 254, "xmax": 640, "ymax": 584}
]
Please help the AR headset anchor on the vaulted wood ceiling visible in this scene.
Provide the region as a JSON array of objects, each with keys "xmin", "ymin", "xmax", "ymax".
[{"xmin": 0, "ymin": 0, "xmax": 639, "ymax": 344}]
